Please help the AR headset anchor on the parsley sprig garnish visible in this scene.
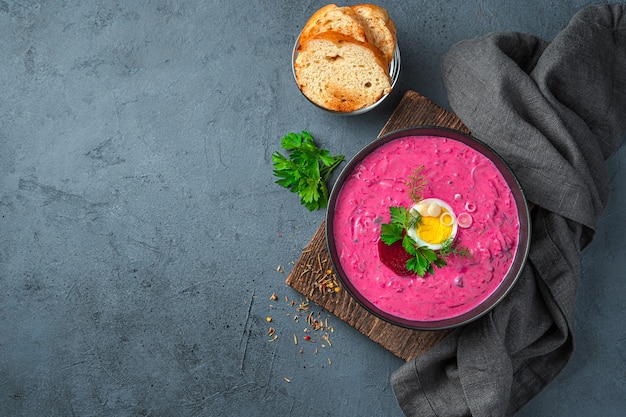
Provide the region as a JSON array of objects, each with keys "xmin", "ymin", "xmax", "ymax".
[
  {"xmin": 380, "ymin": 206, "xmax": 470, "ymax": 277},
  {"xmin": 272, "ymin": 131, "xmax": 344, "ymax": 211},
  {"xmin": 380, "ymin": 206, "xmax": 421, "ymax": 246}
]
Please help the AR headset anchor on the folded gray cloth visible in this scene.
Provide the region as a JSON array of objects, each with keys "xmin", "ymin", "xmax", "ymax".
[{"xmin": 392, "ymin": 4, "xmax": 626, "ymax": 416}]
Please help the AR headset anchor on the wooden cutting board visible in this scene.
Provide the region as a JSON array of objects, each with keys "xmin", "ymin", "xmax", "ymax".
[{"xmin": 285, "ymin": 90, "xmax": 470, "ymax": 362}]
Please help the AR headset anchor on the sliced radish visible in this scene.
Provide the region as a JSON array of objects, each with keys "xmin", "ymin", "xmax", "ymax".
[{"xmin": 457, "ymin": 212, "xmax": 473, "ymax": 228}]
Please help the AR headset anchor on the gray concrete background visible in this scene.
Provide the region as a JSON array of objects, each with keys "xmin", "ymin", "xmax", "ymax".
[{"xmin": 1, "ymin": 1, "xmax": 625, "ymax": 416}]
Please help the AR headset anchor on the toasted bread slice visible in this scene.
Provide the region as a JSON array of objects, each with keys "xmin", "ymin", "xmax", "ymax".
[
  {"xmin": 351, "ymin": 4, "xmax": 397, "ymax": 66},
  {"xmin": 299, "ymin": 4, "xmax": 368, "ymax": 45},
  {"xmin": 294, "ymin": 31, "xmax": 392, "ymax": 112}
]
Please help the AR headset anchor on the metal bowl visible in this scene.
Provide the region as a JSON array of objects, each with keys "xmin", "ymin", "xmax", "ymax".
[
  {"xmin": 325, "ymin": 127, "xmax": 531, "ymax": 330},
  {"xmin": 291, "ymin": 37, "xmax": 401, "ymax": 116}
]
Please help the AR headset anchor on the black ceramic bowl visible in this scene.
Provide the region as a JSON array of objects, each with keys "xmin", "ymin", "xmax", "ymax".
[{"xmin": 326, "ymin": 127, "xmax": 531, "ymax": 330}]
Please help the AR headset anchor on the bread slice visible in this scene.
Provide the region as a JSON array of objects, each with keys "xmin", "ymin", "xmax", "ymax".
[
  {"xmin": 294, "ymin": 31, "xmax": 392, "ymax": 112},
  {"xmin": 350, "ymin": 4, "xmax": 397, "ymax": 66},
  {"xmin": 299, "ymin": 4, "xmax": 368, "ymax": 45}
]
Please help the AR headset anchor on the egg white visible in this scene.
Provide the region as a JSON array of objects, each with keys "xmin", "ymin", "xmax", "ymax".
[{"xmin": 407, "ymin": 198, "xmax": 458, "ymax": 251}]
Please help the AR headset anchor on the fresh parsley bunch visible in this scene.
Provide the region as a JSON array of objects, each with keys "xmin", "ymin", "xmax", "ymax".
[{"xmin": 272, "ymin": 131, "xmax": 344, "ymax": 211}]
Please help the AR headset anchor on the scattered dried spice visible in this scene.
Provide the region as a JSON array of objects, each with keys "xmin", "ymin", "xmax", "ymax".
[
  {"xmin": 296, "ymin": 299, "xmax": 311, "ymax": 313},
  {"xmin": 261, "ymin": 293, "xmax": 335, "ymax": 365},
  {"xmin": 298, "ymin": 254, "xmax": 343, "ymax": 298}
]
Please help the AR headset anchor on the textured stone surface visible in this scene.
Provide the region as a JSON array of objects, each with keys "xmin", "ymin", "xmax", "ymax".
[{"xmin": 1, "ymin": 1, "xmax": 624, "ymax": 416}]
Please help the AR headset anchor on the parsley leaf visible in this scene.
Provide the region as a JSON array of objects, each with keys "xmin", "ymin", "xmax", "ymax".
[
  {"xmin": 380, "ymin": 223, "xmax": 403, "ymax": 245},
  {"xmin": 380, "ymin": 206, "xmax": 422, "ymax": 245},
  {"xmin": 272, "ymin": 131, "xmax": 344, "ymax": 211}
]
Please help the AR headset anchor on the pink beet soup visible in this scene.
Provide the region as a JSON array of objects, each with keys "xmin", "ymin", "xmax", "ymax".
[{"xmin": 332, "ymin": 135, "xmax": 520, "ymax": 322}]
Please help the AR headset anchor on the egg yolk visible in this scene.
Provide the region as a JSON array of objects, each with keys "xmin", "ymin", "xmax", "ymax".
[{"xmin": 416, "ymin": 210, "xmax": 453, "ymax": 244}]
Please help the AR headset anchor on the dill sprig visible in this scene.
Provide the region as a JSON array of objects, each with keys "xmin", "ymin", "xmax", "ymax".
[{"xmin": 405, "ymin": 166, "xmax": 427, "ymax": 204}]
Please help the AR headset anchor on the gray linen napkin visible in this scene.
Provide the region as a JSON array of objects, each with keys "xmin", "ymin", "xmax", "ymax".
[{"xmin": 391, "ymin": 4, "xmax": 626, "ymax": 416}]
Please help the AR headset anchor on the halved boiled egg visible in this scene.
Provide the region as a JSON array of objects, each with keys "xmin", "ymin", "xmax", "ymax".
[{"xmin": 407, "ymin": 198, "xmax": 458, "ymax": 250}]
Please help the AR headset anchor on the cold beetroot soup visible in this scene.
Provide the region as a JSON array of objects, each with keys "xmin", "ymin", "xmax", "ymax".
[{"xmin": 328, "ymin": 130, "xmax": 528, "ymax": 327}]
